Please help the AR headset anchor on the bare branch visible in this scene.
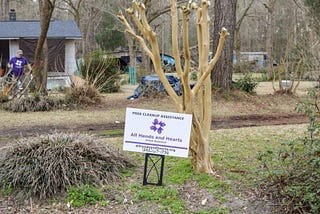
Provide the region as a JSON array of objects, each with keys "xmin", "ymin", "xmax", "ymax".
[{"xmin": 192, "ymin": 28, "xmax": 229, "ymax": 95}]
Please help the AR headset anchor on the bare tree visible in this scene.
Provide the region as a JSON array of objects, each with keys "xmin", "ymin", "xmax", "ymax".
[
  {"xmin": 0, "ymin": 0, "xmax": 9, "ymax": 20},
  {"xmin": 262, "ymin": 0, "xmax": 277, "ymax": 78},
  {"xmin": 234, "ymin": 0, "xmax": 255, "ymax": 72},
  {"xmin": 55, "ymin": 0, "xmax": 105, "ymax": 55},
  {"xmin": 56, "ymin": 0, "xmax": 84, "ymax": 26},
  {"xmin": 118, "ymin": 0, "xmax": 228, "ymax": 174},
  {"xmin": 34, "ymin": 0, "xmax": 56, "ymax": 94}
]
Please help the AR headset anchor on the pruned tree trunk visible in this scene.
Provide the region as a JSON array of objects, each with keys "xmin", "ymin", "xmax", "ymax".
[{"xmin": 118, "ymin": 0, "xmax": 228, "ymax": 174}]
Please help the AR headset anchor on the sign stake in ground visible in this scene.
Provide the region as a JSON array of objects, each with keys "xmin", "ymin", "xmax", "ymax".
[
  {"xmin": 123, "ymin": 107, "xmax": 192, "ymax": 185},
  {"xmin": 143, "ymin": 153, "xmax": 165, "ymax": 186}
]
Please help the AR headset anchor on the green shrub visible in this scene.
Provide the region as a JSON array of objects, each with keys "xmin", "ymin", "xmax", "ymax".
[
  {"xmin": 0, "ymin": 132, "xmax": 135, "ymax": 199},
  {"xmin": 189, "ymin": 71, "xmax": 197, "ymax": 81},
  {"xmin": 67, "ymin": 184, "xmax": 107, "ymax": 207},
  {"xmin": 258, "ymin": 89, "xmax": 320, "ymax": 213},
  {"xmin": 234, "ymin": 73, "xmax": 258, "ymax": 93},
  {"xmin": 78, "ymin": 50, "xmax": 121, "ymax": 93}
]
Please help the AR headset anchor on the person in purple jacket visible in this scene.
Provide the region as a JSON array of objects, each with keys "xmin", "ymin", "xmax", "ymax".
[{"xmin": 7, "ymin": 49, "xmax": 32, "ymax": 90}]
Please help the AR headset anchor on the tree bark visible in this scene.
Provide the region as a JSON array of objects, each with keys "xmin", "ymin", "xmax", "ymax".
[
  {"xmin": 34, "ymin": 0, "xmax": 55, "ymax": 94},
  {"xmin": 264, "ymin": 0, "xmax": 277, "ymax": 79},
  {"xmin": 0, "ymin": 0, "xmax": 9, "ymax": 21},
  {"xmin": 212, "ymin": 0, "xmax": 237, "ymax": 89}
]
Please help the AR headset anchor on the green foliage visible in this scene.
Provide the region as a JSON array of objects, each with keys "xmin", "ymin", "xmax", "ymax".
[
  {"xmin": 95, "ymin": 12, "xmax": 126, "ymax": 51},
  {"xmin": 234, "ymin": 73, "xmax": 258, "ymax": 93},
  {"xmin": 258, "ymin": 89, "xmax": 320, "ymax": 213},
  {"xmin": 99, "ymin": 129, "xmax": 124, "ymax": 137},
  {"xmin": 195, "ymin": 207, "xmax": 229, "ymax": 214},
  {"xmin": 166, "ymin": 158, "xmax": 193, "ymax": 184},
  {"xmin": 304, "ymin": 0, "xmax": 320, "ymax": 35},
  {"xmin": 66, "ymin": 184, "xmax": 107, "ymax": 207},
  {"xmin": 131, "ymin": 184, "xmax": 185, "ymax": 213},
  {"xmin": 1, "ymin": 186, "xmax": 14, "ymax": 196},
  {"xmin": 0, "ymin": 132, "xmax": 135, "ymax": 199},
  {"xmin": 189, "ymin": 71, "xmax": 197, "ymax": 81},
  {"xmin": 79, "ymin": 50, "xmax": 121, "ymax": 93}
]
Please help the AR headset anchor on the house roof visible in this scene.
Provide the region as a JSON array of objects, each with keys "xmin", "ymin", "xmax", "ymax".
[{"xmin": 0, "ymin": 20, "xmax": 82, "ymax": 39}]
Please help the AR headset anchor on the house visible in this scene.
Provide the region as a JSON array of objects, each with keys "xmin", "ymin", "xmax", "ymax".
[
  {"xmin": 235, "ymin": 52, "xmax": 268, "ymax": 68},
  {"xmin": 0, "ymin": 14, "xmax": 82, "ymax": 89}
]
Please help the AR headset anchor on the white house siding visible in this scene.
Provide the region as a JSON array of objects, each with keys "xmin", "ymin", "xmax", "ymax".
[
  {"xmin": 9, "ymin": 40, "xmax": 19, "ymax": 58},
  {"xmin": 64, "ymin": 40, "xmax": 77, "ymax": 74}
]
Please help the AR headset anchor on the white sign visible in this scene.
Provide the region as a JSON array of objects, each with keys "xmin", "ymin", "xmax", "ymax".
[{"xmin": 123, "ymin": 108, "xmax": 192, "ymax": 158}]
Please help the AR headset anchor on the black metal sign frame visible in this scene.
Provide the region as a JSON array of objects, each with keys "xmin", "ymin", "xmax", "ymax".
[{"xmin": 143, "ymin": 153, "xmax": 165, "ymax": 186}]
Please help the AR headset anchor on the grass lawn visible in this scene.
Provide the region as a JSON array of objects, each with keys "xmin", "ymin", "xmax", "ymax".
[
  {"xmin": 0, "ymin": 80, "xmax": 315, "ymax": 213},
  {"xmin": 101, "ymin": 124, "xmax": 308, "ymax": 213}
]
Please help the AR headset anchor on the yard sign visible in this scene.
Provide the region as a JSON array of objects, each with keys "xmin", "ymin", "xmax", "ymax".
[{"xmin": 123, "ymin": 108, "xmax": 192, "ymax": 158}]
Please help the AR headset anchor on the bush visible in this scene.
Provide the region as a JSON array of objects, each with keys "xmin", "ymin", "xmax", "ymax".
[
  {"xmin": 0, "ymin": 132, "xmax": 135, "ymax": 199},
  {"xmin": 234, "ymin": 73, "xmax": 258, "ymax": 93},
  {"xmin": 2, "ymin": 94, "xmax": 62, "ymax": 112},
  {"xmin": 78, "ymin": 50, "xmax": 121, "ymax": 93},
  {"xmin": 65, "ymin": 83, "xmax": 102, "ymax": 106},
  {"xmin": 2, "ymin": 83, "xmax": 103, "ymax": 112},
  {"xmin": 258, "ymin": 89, "xmax": 320, "ymax": 213}
]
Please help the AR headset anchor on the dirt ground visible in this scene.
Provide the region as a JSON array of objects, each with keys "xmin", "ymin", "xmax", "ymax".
[
  {"xmin": 0, "ymin": 113, "xmax": 309, "ymax": 139},
  {"xmin": 0, "ymin": 82, "xmax": 314, "ymax": 213}
]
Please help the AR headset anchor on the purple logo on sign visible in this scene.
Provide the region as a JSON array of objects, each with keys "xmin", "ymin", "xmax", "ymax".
[{"xmin": 150, "ymin": 118, "xmax": 166, "ymax": 134}]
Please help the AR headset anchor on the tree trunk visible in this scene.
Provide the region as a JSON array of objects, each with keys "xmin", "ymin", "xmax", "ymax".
[
  {"xmin": 211, "ymin": 0, "xmax": 237, "ymax": 89},
  {"xmin": 34, "ymin": 0, "xmax": 55, "ymax": 94},
  {"xmin": 264, "ymin": 0, "xmax": 277, "ymax": 79},
  {"xmin": 42, "ymin": 39, "xmax": 49, "ymax": 95},
  {"xmin": 0, "ymin": 0, "xmax": 9, "ymax": 21},
  {"xmin": 128, "ymin": 36, "xmax": 135, "ymax": 68}
]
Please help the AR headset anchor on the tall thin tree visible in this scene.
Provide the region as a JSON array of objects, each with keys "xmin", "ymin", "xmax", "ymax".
[{"xmin": 34, "ymin": 0, "xmax": 55, "ymax": 94}]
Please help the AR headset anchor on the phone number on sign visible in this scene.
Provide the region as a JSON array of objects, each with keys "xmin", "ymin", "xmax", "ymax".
[{"xmin": 136, "ymin": 145, "xmax": 176, "ymax": 155}]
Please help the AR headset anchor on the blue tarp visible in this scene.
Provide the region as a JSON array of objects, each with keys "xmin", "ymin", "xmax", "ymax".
[{"xmin": 127, "ymin": 74, "xmax": 181, "ymax": 99}]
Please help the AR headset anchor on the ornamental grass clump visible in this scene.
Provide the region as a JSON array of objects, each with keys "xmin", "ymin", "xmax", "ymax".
[
  {"xmin": 0, "ymin": 132, "xmax": 135, "ymax": 199},
  {"xmin": 3, "ymin": 94, "xmax": 62, "ymax": 112},
  {"xmin": 65, "ymin": 83, "xmax": 102, "ymax": 106}
]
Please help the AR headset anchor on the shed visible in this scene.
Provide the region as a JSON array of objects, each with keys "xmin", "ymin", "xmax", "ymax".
[{"xmin": 0, "ymin": 20, "xmax": 82, "ymax": 76}]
